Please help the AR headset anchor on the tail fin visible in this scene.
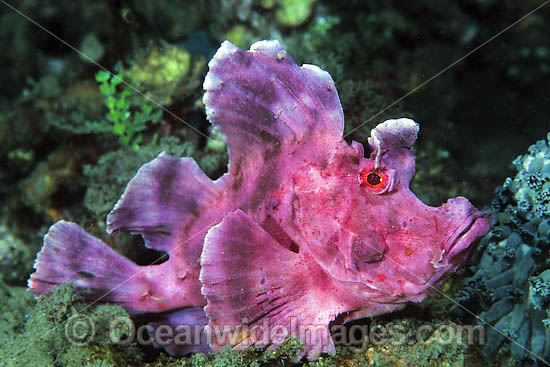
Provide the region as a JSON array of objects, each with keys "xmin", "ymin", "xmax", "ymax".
[{"xmin": 29, "ymin": 221, "xmax": 147, "ymax": 314}]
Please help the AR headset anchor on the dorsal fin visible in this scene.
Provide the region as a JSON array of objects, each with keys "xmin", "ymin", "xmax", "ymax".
[
  {"xmin": 107, "ymin": 153, "xmax": 226, "ymax": 259},
  {"xmin": 203, "ymin": 40, "xmax": 344, "ymax": 179}
]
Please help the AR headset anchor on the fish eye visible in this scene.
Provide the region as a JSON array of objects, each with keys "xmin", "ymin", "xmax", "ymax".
[
  {"xmin": 359, "ymin": 168, "xmax": 394, "ymax": 194},
  {"xmin": 360, "ymin": 171, "xmax": 385, "ymax": 188}
]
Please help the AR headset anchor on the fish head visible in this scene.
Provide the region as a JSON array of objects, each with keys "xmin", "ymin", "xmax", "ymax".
[{"xmin": 290, "ymin": 118, "xmax": 491, "ymax": 303}]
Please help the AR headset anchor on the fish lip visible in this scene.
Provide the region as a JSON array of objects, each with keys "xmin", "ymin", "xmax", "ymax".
[{"xmin": 443, "ymin": 209, "xmax": 492, "ymax": 258}]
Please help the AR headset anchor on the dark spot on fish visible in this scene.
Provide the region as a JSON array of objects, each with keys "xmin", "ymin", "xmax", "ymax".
[
  {"xmin": 155, "ymin": 161, "xmax": 201, "ymax": 217},
  {"xmin": 232, "ymin": 49, "xmax": 251, "ymax": 67},
  {"xmin": 351, "ymin": 231, "xmax": 388, "ymax": 269},
  {"xmin": 263, "ymin": 144, "xmax": 281, "ymax": 162},
  {"xmin": 156, "ymin": 161, "xmax": 179, "ymax": 203},
  {"xmin": 237, "ymin": 75, "xmax": 277, "ymax": 106},
  {"xmin": 317, "ymin": 233, "xmax": 340, "ymax": 259},
  {"xmin": 238, "ymin": 102, "xmax": 276, "ymax": 128},
  {"xmin": 261, "ymin": 215, "xmax": 299, "ymax": 254},
  {"xmin": 248, "ymin": 165, "xmax": 280, "ymax": 210},
  {"xmin": 77, "ymin": 271, "xmax": 95, "ymax": 279},
  {"xmin": 318, "ymin": 158, "xmax": 329, "ymax": 170},
  {"xmin": 186, "ymin": 198, "xmax": 201, "ymax": 218},
  {"xmin": 312, "ymin": 108, "xmax": 319, "ymax": 123},
  {"xmin": 338, "ymin": 153, "xmax": 360, "ymax": 167},
  {"xmin": 231, "ymin": 158, "xmax": 244, "ymax": 191},
  {"xmin": 243, "ymin": 123, "xmax": 280, "ymax": 146}
]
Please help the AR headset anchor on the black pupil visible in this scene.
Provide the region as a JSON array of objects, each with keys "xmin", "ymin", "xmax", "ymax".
[{"xmin": 366, "ymin": 173, "xmax": 381, "ymax": 186}]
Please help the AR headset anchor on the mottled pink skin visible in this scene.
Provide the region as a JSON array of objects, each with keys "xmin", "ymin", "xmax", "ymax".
[
  {"xmin": 199, "ymin": 41, "xmax": 491, "ymax": 358},
  {"xmin": 29, "ymin": 40, "xmax": 491, "ymax": 360}
]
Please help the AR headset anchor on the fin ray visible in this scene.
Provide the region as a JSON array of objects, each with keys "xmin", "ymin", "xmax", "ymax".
[
  {"xmin": 107, "ymin": 153, "xmax": 225, "ymax": 260},
  {"xmin": 200, "ymin": 210, "xmax": 337, "ymax": 359},
  {"xmin": 203, "ymin": 40, "xmax": 344, "ymax": 172}
]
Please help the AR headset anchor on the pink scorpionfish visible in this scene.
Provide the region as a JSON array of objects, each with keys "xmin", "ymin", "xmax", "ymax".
[{"xmin": 29, "ymin": 40, "xmax": 491, "ymax": 359}]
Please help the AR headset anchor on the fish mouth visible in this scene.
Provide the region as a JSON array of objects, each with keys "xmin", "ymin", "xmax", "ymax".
[{"xmin": 442, "ymin": 208, "xmax": 492, "ymax": 261}]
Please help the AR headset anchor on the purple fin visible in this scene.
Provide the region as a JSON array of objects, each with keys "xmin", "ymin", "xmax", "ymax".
[
  {"xmin": 107, "ymin": 152, "xmax": 224, "ymax": 257},
  {"xmin": 200, "ymin": 210, "xmax": 337, "ymax": 360},
  {"xmin": 29, "ymin": 221, "xmax": 149, "ymax": 314},
  {"xmin": 148, "ymin": 307, "xmax": 210, "ymax": 355},
  {"xmin": 203, "ymin": 40, "xmax": 344, "ymax": 170}
]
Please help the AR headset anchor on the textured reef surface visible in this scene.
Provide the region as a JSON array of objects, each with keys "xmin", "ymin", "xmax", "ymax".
[{"xmin": 456, "ymin": 132, "xmax": 550, "ymax": 365}]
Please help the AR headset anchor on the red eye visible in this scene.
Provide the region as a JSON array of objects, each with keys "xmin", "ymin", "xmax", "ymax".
[
  {"xmin": 360, "ymin": 171, "xmax": 385, "ymax": 188},
  {"xmin": 359, "ymin": 168, "xmax": 395, "ymax": 194}
]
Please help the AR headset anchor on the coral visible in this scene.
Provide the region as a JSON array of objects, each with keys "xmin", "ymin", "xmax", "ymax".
[
  {"xmin": 19, "ymin": 144, "xmax": 83, "ymax": 218},
  {"xmin": 32, "ymin": 75, "xmax": 105, "ymax": 135},
  {"xmin": 0, "ymin": 278, "xmax": 35, "ymax": 344},
  {"xmin": 83, "ymin": 137, "xmax": 195, "ymax": 218},
  {"xmin": 223, "ymin": 25, "xmax": 250, "ymax": 49},
  {"xmin": 275, "ymin": 0, "xmax": 317, "ymax": 27},
  {"xmin": 145, "ymin": 318, "xmax": 475, "ymax": 366},
  {"xmin": 79, "ymin": 33, "xmax": 105, "ymax": 64},
  {"xmin": 0, "ymin": 223, "xmax": 33, "ymax": 285},
  {"xmin": 148, "ymin": 338, "xmax": 304, "ymax": 367},
  {"xmin": 359, "ymin": 317, "xmax": 474, "ymax": 367},
  {"xmin": 124, "ymin": 45, "xmax": 193, "ymax": 106},
  {"xmin": 131, "ymin": 0, "xmax": 207, "ymax": 41},
  {"xmin": 454, "ymin": 131, "xmax": 550, "ymax": 363},
  {"xmin": 0, "ymin": 284, "xmax": 143, "ymax": 367}
]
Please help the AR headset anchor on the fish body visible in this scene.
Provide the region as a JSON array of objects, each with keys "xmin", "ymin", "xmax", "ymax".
[{"xmin": 29, "ymin": 40, "xmax": 491, "ymax": 359}]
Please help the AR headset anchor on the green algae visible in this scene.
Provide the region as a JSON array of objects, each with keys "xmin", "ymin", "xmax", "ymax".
[
  {"xmin": 90, "ymin": 70, "xmax": 163, "ymax": 151},
  {"xmin": 83, "ymin": 136, "xmax": 195, "ymax": 218},
  {"xmin": 0, "ymin": 284, "xmax": 142, "ymax": 367},
  {"xmin": 0, "ymin": 225, "xmax": 34, "ymax": 286},
  {"xmin": 144, "ymin": 338, "xmax": 305, "ymax": 367},
  {"xmin": 275, "ymin": 0, "xmax": 317, "ymax": 27}
]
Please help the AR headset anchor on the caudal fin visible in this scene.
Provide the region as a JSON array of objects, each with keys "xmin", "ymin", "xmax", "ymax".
[{"xmin": 29, "ymin": 221, "xmax": 148, "ymax": 314}]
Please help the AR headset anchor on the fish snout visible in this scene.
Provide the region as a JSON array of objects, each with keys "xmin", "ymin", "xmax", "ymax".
[{"xmin": 441, "ymin": 197, "xmax": 492, "ymax": 259}]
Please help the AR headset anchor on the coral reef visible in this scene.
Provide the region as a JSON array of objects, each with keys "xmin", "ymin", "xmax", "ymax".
[
  {"xmin": 83, "ymin": 137, "xmax": 195, "ymax": 218},
  {"xmin": 275, "ymin": 0, "xmax": 318, "ymax": 27},
  {"xmin": 123, "ymin": 45, "xmax": 197, "ymax": 106},
  {"xmin": 0, "ymin": 284, "xmax": 143, "ymax": 367},
  {"xmin": 455, "ymin": 131, "xmax": 550, "ymax": 364},
  {"xmin": 143, "ymin": 317, "xmax": 473, "ymax": 367},
  {"xmin": 0, "ymin": 223, "xmax": 34, "ymax": 285},
  {"xmin": 0, "ymin": 278, "xmax": 35, "ymax": 357},
  {"xmin": 19, "ymin": 145, "xmax": 83, "ymax": 218}
]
